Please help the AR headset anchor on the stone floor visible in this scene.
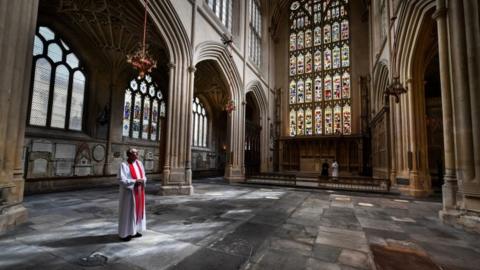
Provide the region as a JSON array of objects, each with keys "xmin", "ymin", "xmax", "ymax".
[{"xmin": 1, "ymin": 178, "xmax": 479, "ymax": 270}]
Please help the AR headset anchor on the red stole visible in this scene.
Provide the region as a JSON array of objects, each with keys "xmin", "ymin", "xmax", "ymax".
[{"xmin": 128, "ymin": 160, "xmax": 145, "ymax": 224}]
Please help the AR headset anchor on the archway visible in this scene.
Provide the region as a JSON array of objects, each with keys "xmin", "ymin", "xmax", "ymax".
[
  {"xmin": 191, "ymin": 61, "xmax": 230, "ymax": 178},
  {"xmin": 245, "ymin": 92, "xmax": 261, "ymax": 176},
  {"xmin": 193, "ymin": 42, "xmax": 244, "ymax": 182}
]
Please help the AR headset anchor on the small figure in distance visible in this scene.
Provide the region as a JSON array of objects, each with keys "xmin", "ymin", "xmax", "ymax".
[
  {"xmin": 332, "ymin": 160, "xmax": 339, "ymax": 178},
  {"xmin": 321, "ymin": 159, "xmax": 329, "ymax": 177}
]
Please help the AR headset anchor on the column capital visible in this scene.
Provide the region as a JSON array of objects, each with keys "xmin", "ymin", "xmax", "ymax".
[{"xmin": 432, "ymin": 8, "xmax": 448, "ymax": 20}]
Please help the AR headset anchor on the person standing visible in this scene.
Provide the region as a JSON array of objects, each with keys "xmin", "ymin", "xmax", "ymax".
[
  {"xmin": 118, "ymin": 148, "xmax": 146, "ymax": 241},
  {"xmin": 332, "ymin": 160, "xmax": 339, "ymax": 178},
  {"xmin": 321, "ymin": 160, "xmax": 329, "ymax": 177}
]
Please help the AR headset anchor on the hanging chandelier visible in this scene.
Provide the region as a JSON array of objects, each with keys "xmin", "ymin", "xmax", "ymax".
[
  {"xmin": 127, "ymin": 0, "xmax": 157, "ymax": 78},
  {"xmin": 224, "ymin": 99, "xmax": 236, "ymax": 115},
  {"xmin": 384, "ymin": 18, "xmax": 407, "ymax": 103}
]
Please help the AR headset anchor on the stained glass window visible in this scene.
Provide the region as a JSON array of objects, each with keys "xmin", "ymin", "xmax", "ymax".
[
  {"xmin": 288, "ymin": 0, "xmax": 351, "ymax": 137},
  {"xmin": 123, "ymin": 74, "xmax": 166, "ymax": 141},
  {"xmin": 29, "ymin": 26, "xmax": 86, "ymax": 131},
  {"xmin": 192, "ymin": 97, "xmax": 208, "ymax": 147}
]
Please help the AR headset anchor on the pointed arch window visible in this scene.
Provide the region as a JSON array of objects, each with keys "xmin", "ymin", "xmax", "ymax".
[
  {"xmin": 192, "ymin": 97, "xmax": 208, "ymax": 147},
  {"xmin": 249, "ymin": 0, "xmax": 262, "ymax": 67},
  {"xmin": 206, "ymin": 0, "xmax": 233, "ymax": 31},
  {"xmin": 288, "ymin": 0, "xmax": 351, "ymax": 136},
  {"xmin": 123, "ymin": 74, "xmax": 166, "ymax": 141},
  {"xmin": 29, "ymin": 26, "xmax": 86, "ymax": 131}
]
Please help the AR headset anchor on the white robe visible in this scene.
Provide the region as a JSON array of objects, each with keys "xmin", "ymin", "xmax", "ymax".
[
  {"xmin": 332, "ymin": 162, "xmax": 339, "ymax": 177},
  {"xmin": 118, "ymin": 161, "xmax": 147, "ymax": 238}
]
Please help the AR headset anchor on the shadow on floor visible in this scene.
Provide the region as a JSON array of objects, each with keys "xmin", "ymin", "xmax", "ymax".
[{"xmin": 40, "ymin": 234, "xmax": 120, "ymax": 247}]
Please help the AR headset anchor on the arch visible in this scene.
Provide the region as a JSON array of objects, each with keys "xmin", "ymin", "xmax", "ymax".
[
  {"xmin": 194, "ymin": 41, "xmax": 243, "ymax": 102},
  {"xmin": 395, "ymin": 0, "xmax": 436, "ymax": 81},
  {"xmin": 246, "ymin": 80, "xmax": 269, "ymax": 172},
  {"xmin": 372, "ymin": 61, "xmax": 389, "ymax": 116},
  {"xmin": 193, "ymin": 41, "xmax": 245, "ymax": 181},
  {"xmin": 148, "ymin": 0, "xmax": 192, "ymax": 65}
]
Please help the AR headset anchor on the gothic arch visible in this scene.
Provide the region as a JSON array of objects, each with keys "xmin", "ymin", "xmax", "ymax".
[
  {"xmin": 246, "ymin": 80, "xmax": 269, "ymax": 172},
  {"xmin": 372, "ymin": 62, "xmax": 389, "ymax": 116},
  {"xmin": 193, "ymin": 41, "xmax": 245, "ymax": 181},
  {"xmin": 395, "ymin": 0, "xmax": 436, "ymax": 81}
]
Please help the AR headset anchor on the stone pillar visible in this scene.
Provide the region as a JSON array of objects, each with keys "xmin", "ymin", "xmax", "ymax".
[
  {"xmin": 159, "ymin": 63, "xmax": 194, "ymax": 195},
  {"xmin": 225, "ymin": 97, "xmax": 246, "ymax": 182},
  {"xmin": 0, "ymin": 0, "xmax": 39, "ymax": 233},
  {"xmin": 433, "ymin": 0, "xmax": 457, "ymax": 211}
]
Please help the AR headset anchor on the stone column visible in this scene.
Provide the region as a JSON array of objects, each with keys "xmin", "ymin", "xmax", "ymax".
[
  {"xmin": 0, "ymin": 0, "xmax": 39, "ymax": 233},
  {"xmin": 461, "ymin": 0, "xmax": 480, "ymax": 211},
  {"xmin": 159, "ymin": 63, "xmax": 194, "ymax": 195},
  {"xmin": 449, "ymin": 0, "xmax": 475, "ymax": 190},
  {"xmin": 225, "ymin": 97, "xmax": 246, "ymax": 182},
  {"xmin": 433, "ymin": 0, "xmax": 457, "ymax": 211}
]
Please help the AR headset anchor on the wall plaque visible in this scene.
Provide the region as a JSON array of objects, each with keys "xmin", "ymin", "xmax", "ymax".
[
  {"xmin": 32, "ymin": 141, "xmax": 53, "ymax": 153},
  {"xmin": 33, "ymin": 159, "xmax": 48, "ymax": 174},
  {"xmin": 92, "ymin": 144, "xmax": 106, "ymax": 162},
  {"xmin": 55, "ymin": 144, "xmax": 76, "ymax": 159},
  {"xmin": 145, "ymin": 160, "xmax": 154, "ymax": 171},
  {"xmin": 55, "ymin": 160, "xmax": 73, "ymax": 176},
  {"xmin": 75, "ymin": 165, "xmax": 92, "ymax": 176}
]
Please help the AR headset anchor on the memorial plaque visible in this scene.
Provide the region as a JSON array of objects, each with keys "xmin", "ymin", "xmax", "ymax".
[
  {"xmin": 55, "ymin": 160, "xmax": 73, "ymax": 176},
  {"xmin": 32, "ymin": 141, "xmax": 53, "ymax": 152},
  {"xmin": 55, "ymin": 144, "xmax": 76, "ymax": 159},
  {"xmin": 145, "ymin": 160, "xmax": 154, "ymax": 171},
  {"xmin": 33, "ymin": 159, "xmax": 48, "ymax": 174},
  {"xmin": 75, "ymin": 165, "xmax": 92, "ymax": 176},
  {"xmin": 92, "ymin": 144, "xmax": 106, "ymax": 162},
  {"xmin": 146, "ymin": 151, "xmax": 154, "ymax": 159}
]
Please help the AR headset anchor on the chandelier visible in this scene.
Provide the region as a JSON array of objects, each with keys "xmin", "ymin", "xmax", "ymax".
[
  {"xmin": 127, "ymin": 0, "xmax": 157, "ymax": 78},
  {"xmin": 384, "ymin": 17, "xmax": 407, "ymax": 103},
  {"xmin": 224, "ymin": 99, "xmax": 236, "ymax": 115}
]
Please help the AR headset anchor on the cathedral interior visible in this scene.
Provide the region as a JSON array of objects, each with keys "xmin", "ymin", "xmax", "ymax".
[{"xmin": 1, "ymin": 0, "xmax": 479, "ymax": 269}]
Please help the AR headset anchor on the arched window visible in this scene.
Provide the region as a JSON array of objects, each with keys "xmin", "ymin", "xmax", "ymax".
[
  {"xmin": 122, "ymin": 74, "xmax": 166, "ymax": 141},
  {"xmin": 192, "ymin": 97, "xmax": 208, "ymax": 147},
  {"xmin": 206, "ymin": 0, "xmax": 233, "ymax": 31},
  {"xmin": 249, "ymin": 0, "xmax": 262, "ymax": 67},
  {"xmin": 29, "ymin": 26, "xmax": 86, "ymax": 131},
  {"xmin": 288, "ymin": 0, "xmax": 351, "ymax": 137}
]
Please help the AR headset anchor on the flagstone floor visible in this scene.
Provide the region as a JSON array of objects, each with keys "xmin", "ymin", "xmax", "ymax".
[{"xmin": 1, "ymin": 178, "xmax": 479, "ymax": 270}]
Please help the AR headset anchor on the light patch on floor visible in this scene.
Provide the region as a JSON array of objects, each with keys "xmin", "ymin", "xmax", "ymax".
[
  {"xmin": 358, "ymin": 202, "xmax": 374, "ymax": 207},
  {"xmin": 391, "ymin": 216, "xmax": 416, "ymax": 223},
  {"xmin": 393, "ymin": 199, "xmax": 410, "ymax": 203}
]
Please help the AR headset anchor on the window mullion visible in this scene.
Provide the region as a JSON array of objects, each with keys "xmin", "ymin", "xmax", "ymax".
[
  {"xmin": 46, "ymin": 62, "xmax": 57, "ymax": 128},
  {"xmin": 64, "ymin": 68, "xmax": 74, "ymax": 130}
]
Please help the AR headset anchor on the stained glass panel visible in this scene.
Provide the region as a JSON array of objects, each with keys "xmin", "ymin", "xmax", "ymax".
[
  {"xmin": 333, "ymin": 74, "xmax": 341, "ymax": 100},
  {"xmin": 297, "ymin": 108, "xmax": 305, "ymax": 136},
  {"xmin": 288, "ymin": 0, "xmax": 351, "ymax": 137},
  {"xmin": 343, "ymin": 104, "xmax": 351, "ymax": 135},
  {"xmin": 324, "ymin": 75, "xmax": 332, "ymax": 100},
  {"xmin": 289, "ymin": 80, "xmax": 297, "ymax": 104},
  {"xmin": 305, "ymin": 108, "xmax": 313, "ymax": 135},
  {"xmin": 289, "ymin": 109, "xmax": 296, "ymax": 136},
  {"xmin": 123, "ymin": 90, "xmax": 132, "ymax": 137},
  {"xmin": 324, "ymin": 106, "xmax": 333, "ymax": 135},
  {"xmin": 342, "ymin": 72, "xmax": 350, "ymax": 99},
  {"xmin": 305, "ymin": 78, "xmax": 313, "ymax": 103},
  {"xmin": 142, "ymin": 99, "xmax": 150, "ymax": 140},
  {"xmin": 132, "ymin": 93, "xmax": 142, "ymax": 139},
  {"xmin": 305, "ymin": 52, "xmax": 312, "ymax": 73},
  {"xmin": 151, "ymin": 100, "xmax": 158, "ymax": 141},
  {"xmin": 315, "ymin": 106, "xmax": 322, "ymax": 135},
  {"xmin": 334, "ymin": 104, "xmax": 342, "ymax": 134},
  {"xmin": 297, "ymin": 79, "xmax": 305, "ymax": 103},
  {"xmin": 314, "ymin": 76, "xmax": 322, "ymax": 101}
]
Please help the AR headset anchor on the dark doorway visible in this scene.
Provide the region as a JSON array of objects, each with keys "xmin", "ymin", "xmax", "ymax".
[{"xmin": 245, "ymin": 93, "xmax": 261, "ymax": 176}]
